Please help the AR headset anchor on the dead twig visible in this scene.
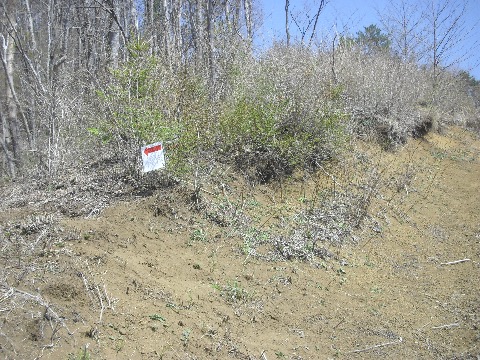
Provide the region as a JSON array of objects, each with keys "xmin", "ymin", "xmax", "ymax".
[
  {"xmin": 432, "ymin": 323, "xmax": 460, "ymax": 329},
  {"xmin": 0, "ymin": 287, "xmax": 14, "ymax": 303},
  {"xmin": 95, "ymin": 283, "xmax": 117, "ymax": 323},
  {"xmin": 4, "ymin": 286, "xmax": 73, "ymax": 336},
  {"xmin": 349, "ymin": 337, "xmax": 403, "ymax": 354},
  {"xmin": 78, "ymin": 263, "xmax": 118, "ymax": 323},
  {"xmin": 440, "ymin": 258, "xmax": 470, "ymax": 266},
  {"xmin": 333, "ymin": 318, "xmax": 345, "ymax": 330}
]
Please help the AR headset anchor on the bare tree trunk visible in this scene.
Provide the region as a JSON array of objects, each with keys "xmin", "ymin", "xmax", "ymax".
[
  {"xmin": 107, "ymin": 0, "xmax": 121, "ymax": 67},
  {"xmin": 163, "ymin": 0, "xmax": 171, "ymax": 65},
  {"xmin": 196, "ymin": 0, "xmax": 204, "ymax": 69},
  {"xmin": 244, "ymin": 0, "xmax": 252, "ymax": 43},
  {"xmin": 24, "ymin": 0, "xmax": 37, "ymax": 51},
  {"xmin": 1, "ymin": 34, "xmax": 20, "ymax": 176},
  {"xmin": 206, "ymin": 0, "xmax": 214, "ymax": 86},
  {"xmin": 0, "ymin": 96, "xmax": 15, "ymax": 178},
  {"xmin": 5, "ymin": 34, "xmax": 19, "ymax": 163},
  {"xmin": 46, "ymin": 0, "xmax": 57, "ymax": 175},
  {"xmin": 234, "ymin": 0, "xmax": 241, "ymax": 32},
  {"xmin": 186, "ymin": 0, "xmax": 197, "ymax": 64},
  {"xmin": 129, "ymin": 0, "xmax": 139, "ymax": 45},
  {"xmin": 308, "ymin": 0, "xmax": 326, "ymax": 47},
  {"xmin": 225, "ymin": 0, "xmax": 232, "ymax": 33},
  {"xmin": 151, "ymin": 0, "xmax": 158, "ymax": 55},
  {"xmin": 432, "ymin": 0, "xmax": 438, "ymax": 94},
  {"xmin": 285, "ymin": 0, "xmax": 290, "ymax": 46},
  {"xmin": 46, "ymin": 0, "xmax": 73, "ymax": 175},
  {"xmin": 1, "ymin": 13, "xmax": 33, "ymax": 148},
  {"xmin": 173, "ymin": 0, "xmax": 183, "ymax": 67}
]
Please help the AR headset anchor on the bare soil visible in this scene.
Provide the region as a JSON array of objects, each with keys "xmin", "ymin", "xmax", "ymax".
[{"xmin": 1, "ymin": 127, "xmax": 479, "ymax": 360}]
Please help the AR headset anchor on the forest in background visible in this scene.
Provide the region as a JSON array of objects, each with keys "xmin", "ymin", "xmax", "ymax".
[{"xmin": 0, "ymin": 0, "xmax": 479, "ymax": 184}]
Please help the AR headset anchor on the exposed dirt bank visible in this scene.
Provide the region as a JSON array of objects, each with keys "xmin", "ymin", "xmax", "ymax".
[{"xmin": 1, "ymin": 127, "xmax": 479, "ymax": 359}]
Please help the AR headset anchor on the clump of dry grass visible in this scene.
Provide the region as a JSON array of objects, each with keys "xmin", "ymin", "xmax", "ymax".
[
  {"xmin": 0, "ymin": 212, "xmax": 119, "ymax": 358},
  {"xmin": 270, "ymin": 191, "xmax": 370, "ymax": 262},
  {"xmin": 0, "ymin": 215, "xmax": 75, "ymax": 357}
]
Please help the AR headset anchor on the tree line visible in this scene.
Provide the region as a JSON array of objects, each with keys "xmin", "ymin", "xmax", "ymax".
[
  {"xmin": 0, "ymin": 0, "xmax": 254, "ymax": 179},
  {"xmin": 0, "ymin": 0, "xmax": 478, "ymax": 181}
]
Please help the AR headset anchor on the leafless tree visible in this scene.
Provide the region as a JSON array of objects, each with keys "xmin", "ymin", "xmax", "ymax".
[
  {"xmin": 426, "ymin": 0, "xmax": 462, "ymax": 78},
  {"xmin": 285, "ymin": 0, "xmax": 290, "ymax": 46},
  {"xmin": 379, "ymin": 0, "xmax": 428, "ymax": 62},
  {"xmin": 244, "ymin": 0, "xmax": 253, "ymax": 42},
  {"xmin": 286, "ymin": 0, "xmax": 328, "ymax": 46},
  {"xmin": 379, "ymin": 0, "xmax": 476, "ymax": 106},
  {"xmin": 420, "ymin": 0, "xmax": 479, "ymax": 108}
]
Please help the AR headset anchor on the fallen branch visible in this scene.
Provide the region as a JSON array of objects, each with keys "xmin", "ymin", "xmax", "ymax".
[
  {"xmin": 432, "ymin": 323, "xmax": 459, "ymax": 330},
  {"xmin": 0, "ymin": 287, "xmax": 14, "ymax": 303},
  {"xmin": 349, "ymin": 337, "xmax": 403, "ymax": 354},
  {"xmin": 4, "ymin": 286, "xmax": 73, "ymax": 335},
  {"xmin": 440, "ymin": 258, "xmax": 470, "ymax": 266},
  {"xmin": 11, "ymin": 287, "xmax": 61, "ymax": 321}
]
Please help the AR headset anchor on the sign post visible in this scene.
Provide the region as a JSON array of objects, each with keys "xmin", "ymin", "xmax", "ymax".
[{"xmin": 141, "ymin": 142, "xmax": 165, "ymax": 173}]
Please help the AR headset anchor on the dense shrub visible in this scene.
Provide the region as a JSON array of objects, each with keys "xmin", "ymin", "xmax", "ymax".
[
  {"xmin": 92, "ymin": 42, "xmax": 214, "ymax": 178},
  {"xmin": 215, "ymin": 45, "xmax": 348, "ymax": 182},
  {"xmin": 89, "ymin": 40, "xmax": 477, "ymax": 185}
]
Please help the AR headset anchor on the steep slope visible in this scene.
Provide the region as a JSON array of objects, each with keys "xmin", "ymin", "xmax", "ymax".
[{"xmin": 0, "ymin": 127, "xmax": 479, "ymax": 359}]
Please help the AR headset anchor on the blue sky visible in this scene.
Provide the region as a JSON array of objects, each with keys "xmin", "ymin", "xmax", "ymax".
[{"xmin": 257, "ymin": 0, "xmax": 480, "ymax": 79}]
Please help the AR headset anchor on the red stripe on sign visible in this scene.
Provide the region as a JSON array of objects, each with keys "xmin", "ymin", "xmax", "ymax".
[{"xmin": 144, "ymin": 144, "xmax": 162, "ymax": 156}]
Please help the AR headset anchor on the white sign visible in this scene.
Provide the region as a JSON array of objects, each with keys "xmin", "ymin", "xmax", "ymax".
[{"xmin": 141, "ymin": 142, "xmax": 165, "ymax": 172}]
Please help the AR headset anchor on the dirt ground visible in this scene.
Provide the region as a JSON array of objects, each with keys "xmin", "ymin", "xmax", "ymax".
[{"xmin": 1, "ymin": 127, "xmax": 479, "ymax": 360}]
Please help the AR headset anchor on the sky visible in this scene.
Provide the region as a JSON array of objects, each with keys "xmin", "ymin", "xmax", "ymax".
[{"xmin": 257, "ymin": 0, "xmax": 480, "ymax": 79}]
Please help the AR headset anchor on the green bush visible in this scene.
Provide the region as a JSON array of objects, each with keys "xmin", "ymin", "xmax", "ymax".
[
  {"xmin": 90, "ymin": 42, "xmax": 352, "ymax": 185},
  {"xmin": 93, "ymin": 41, "xmax": 214, "ymax": 178},
  {"xmin": 95, "ymin": 42, "xmax": 180, "ymax": 146},
  {"xmin": 218, "ymin": 92, "xmax": 347, "ymax": 182}
]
